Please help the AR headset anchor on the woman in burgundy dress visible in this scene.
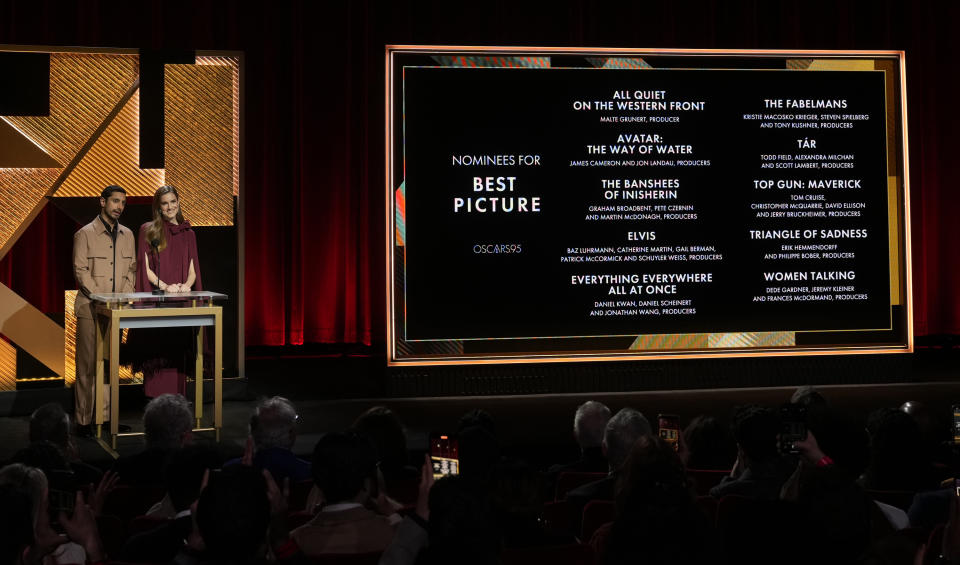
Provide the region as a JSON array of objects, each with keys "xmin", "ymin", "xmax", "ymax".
[{"xmin": 133, "ymin": 185, "xmax": 203, "ymax": 397}]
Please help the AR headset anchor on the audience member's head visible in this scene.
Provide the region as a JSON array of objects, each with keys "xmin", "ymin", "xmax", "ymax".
[
  {"xmin": 0, "ymin": 464, "xmax": 48, "ymax": 533},
  {"xmin": 607, "ymin": 436, "xmax": 710, "ymax": 565},
  {"xmin": 683, "ymin": 415, "xmax": 736, "ymax": 470},
  {"xmin": 10, "ymin": 444, "xmax": 82, "ymax": 534},
  {"xmin": 353, "ymin": 405, "xmax": 408, "ymax": 472},
  {"xmin": 792, "ymin": 386, "xmax": 832, "ymax": 441},
  {"xmin": 458, "ymin": 424, "xmax": 500, "ymax": 482},
  {"xmin": 616, "ymin": 435, "xmax": 689, "ymax": 505},
  {"xmin": 900, "ymin": 400, "xmax": 942, "ymax": 448},
  {"xmin": 603, "ymin": 408, "xmax": 652, "ymax": 472},
  {"xmin": 0, "ymin": 483, "xmax": 34, "ymax": 565},
  {"xmin": 143, "ymin": 394, "xmax": 193, "ymax": 451},
  {"xmin": 164, "ymin": 445, "xmax": 220, "ymax": 513},
  {"xmin": 791, "ymin": 386, "xmax": 828, "ymax": 409},
  {"xmin": 311, "ymin": 431, "xmax": 378, "ymax": 505},
  {"xmin": 573, "ymin": 400, "xmax": 611, "ymax": 450},
  {"xmin": 196, "ymin": 465, "xmax": 270, "ymax": 561},
  {"xmin": 29, "ymin": 402, "xmax": 71, "ymax": 453},
  {"xmin": 250, "ymin": 396, "xmax": 298, "ymax": 451},
  {"xmin": 863, "ymin": 407, "xmax": 928, "ymax": 491},
  {"xmin": 458, "ymin": 409, "xmax": 496, "ymax": 436},
  {"xmin": 427, "ymin": 475, "xmax": 500, "ymax": 565},
  {"xmin": 731, "ymin": 405, "xmax": 780, "ymax": 466}
]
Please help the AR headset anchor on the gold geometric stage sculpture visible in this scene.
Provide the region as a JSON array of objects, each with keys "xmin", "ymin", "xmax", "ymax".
[{"xmin": 0, "ymin": 47, "xmax": 240, "ymax": 388}]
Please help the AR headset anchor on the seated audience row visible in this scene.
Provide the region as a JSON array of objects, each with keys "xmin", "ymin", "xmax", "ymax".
[{"xmin": 8, "ymin": 386, "xmax": 960, "ymax": 565}]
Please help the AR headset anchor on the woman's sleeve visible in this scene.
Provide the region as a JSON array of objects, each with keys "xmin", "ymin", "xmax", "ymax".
[{"xmin": 188, "ymin": 229, "xmax": 203, "ymax": 291}]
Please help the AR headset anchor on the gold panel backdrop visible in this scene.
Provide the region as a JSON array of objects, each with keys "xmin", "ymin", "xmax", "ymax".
[
  {"xmin": 196, "ymin": 56, "xmax": 241, "ymax": 197},
  {"xmin": 63, "ymin": 290, "xmax": 76, "ymax": 386},
  {"xmin": 0, "ymin": 338, "xmax": 15, "ymax": 391},
  {"xmin": 55, "ymin": 91, "xmax": 165, "ymax": 198},
  {"xmin": 0, "ymin": 169, "xmax": 61, "ymax": 255},
  {"xmin": 164, "ymin": 64, "xmax": 235, "ymax": 227},
  {"xmin": 4, "ymin": 54, "xmax": 139, "ymax": 167}
]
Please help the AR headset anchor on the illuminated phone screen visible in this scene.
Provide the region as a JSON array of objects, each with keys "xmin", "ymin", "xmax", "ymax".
[
  {"xmin": 431, "ymin": 456, "xmax": 459, "ymax": 479},
  {"xmin": 953, "ymin": 405, "xmax": 960, "ymax": 444}
]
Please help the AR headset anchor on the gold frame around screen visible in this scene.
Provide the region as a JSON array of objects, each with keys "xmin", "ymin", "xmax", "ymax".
[{"xmin": 385, "ymin": 46, "xmax": 912, "ymax": 366}]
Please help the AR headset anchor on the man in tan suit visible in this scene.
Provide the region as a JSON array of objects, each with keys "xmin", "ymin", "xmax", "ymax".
[
  {"xmin": 291, "ymin": 431, "xmax": 398, "ymax": 556},
  {"xmin": 73, "ymin": 185, "xmax": 137, "ymax": 436}
]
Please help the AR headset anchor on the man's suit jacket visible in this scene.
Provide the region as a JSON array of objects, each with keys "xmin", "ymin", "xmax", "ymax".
[
  {"xmin": 73, "ymin": 216, "xmax": 136, "ymax": 318},
  {"xmin": 291, "ymin": 506, "xmax": 395, "ymax": 556},
  {"xmin": 565, "ymin": 473, "xmax": 618, "ymax": 535}
]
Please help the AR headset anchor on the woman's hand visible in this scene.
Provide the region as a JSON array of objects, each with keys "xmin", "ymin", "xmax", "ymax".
[{"xmin": 88, "ymin": 470, "xmax": 119, "ymax": 516}]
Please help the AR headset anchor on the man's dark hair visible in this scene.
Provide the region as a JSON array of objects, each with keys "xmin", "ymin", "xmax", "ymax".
[
  {"xmin": 683, "ymin": 415, "xmax": 736, "ymax": 470},
  {"xmin": 29, "ymin": 402, "xmax": 70, "ymax": 450},
  {"xmin": 353, "ymin": 406, "xmax": 408, "ymax": 472},
  {"xmin": 311, "ymin": 431, "xmax": 378, "ymax": 504},
  {"xmin": 164, "ymin": 445, "xmax": 220, "ymax": 512},
  {"xmin": 731, "ymin": 405, "xmax": 780, "ymax": 462},
  {"xmin": 863, "ymin": 407, "xmax": 927, "ymax": 490},
  {"xmin": 458, "ymin": 409, "xmax": 496, "ymax": 436},
  {"xmin": 196, "ymin": 465, "xmax": 270, "ymax": 560},
  {"xmin": 100, "ymin": 185, "xmax": 126, "ymax": 200}
]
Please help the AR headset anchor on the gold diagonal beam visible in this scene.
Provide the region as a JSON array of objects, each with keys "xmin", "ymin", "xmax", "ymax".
[
  {"xmin": 0, "ymin": 79, "xmax": 140, "ymax": 261},
  {"xmin": 0, "ymin": 283, "xmax": 64, "ymax": 377}
]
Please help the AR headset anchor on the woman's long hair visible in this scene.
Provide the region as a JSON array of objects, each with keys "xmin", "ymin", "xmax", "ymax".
[
  {"xmin": 145, "ymin": 185, "xmax": 185, "ymax": 252},
  {"xmin": 606, "ymin": 436, "xmax": 710, "ymax": 565}
]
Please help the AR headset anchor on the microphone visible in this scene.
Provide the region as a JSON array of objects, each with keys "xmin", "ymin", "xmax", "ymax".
[{"xmin": 150, "ymin": 239, "xmax": 164, "ymax": 295}]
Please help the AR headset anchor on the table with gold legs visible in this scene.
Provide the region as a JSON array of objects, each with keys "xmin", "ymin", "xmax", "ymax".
[{"xmin": 90, "ymin": 291, "xmax": 226, "ymax": 456}]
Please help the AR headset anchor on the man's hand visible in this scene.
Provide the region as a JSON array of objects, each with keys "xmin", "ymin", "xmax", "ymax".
[
  {"xmin": 88, "ymin": 470, "xmax": 119, "ymax": 516},
  {"xmin": 796, "ymin": 430, "xmax": 827, "ymax": 465},
  {"xmin": 729, "ymin": 456, "xmax": 741, "ymax": 479},
  {"xmin": 416, "ymin": 454, "xmax": 435, "ymax": 522},
  {"xmin": 241, "ymin": 436, "xmax": 255, "ymax": 466},
  {"xmin": 676, "ymin": 429, "xmax": 689, "ymax": 465},
  {"xmin": 59, "ymin": 492, "xmax": 104, "ymax": 562},
  {"xmin": 185, "ymin": 469, "xmax": 210, "ymax": 553},
  {"xmin": 27, "ymin": 521, "xmax": 68, "ymax": 564},
  {"xmin": 264, "ymin": 470, "xmax": 291, "ymax": 548}
]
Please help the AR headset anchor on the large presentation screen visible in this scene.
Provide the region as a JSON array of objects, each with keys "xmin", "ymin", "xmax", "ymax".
[{"xmin": 387, "ymin": 47, "xmax": 911, "ymax": 365}]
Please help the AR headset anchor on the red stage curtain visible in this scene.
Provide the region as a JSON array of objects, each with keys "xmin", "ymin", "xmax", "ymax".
[
  {"xmin": 0, "ymin": 205, "xmax": 78, "ymax": 314},
  {"xmin": 0, "ymin": 1, "xmax": 958, "ymax": 346}
]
